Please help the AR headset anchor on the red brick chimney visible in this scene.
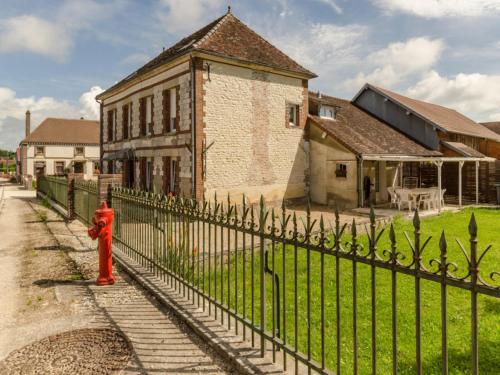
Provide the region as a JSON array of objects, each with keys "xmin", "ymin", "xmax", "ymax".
[{"xmin": 25, "ymin": 110, "xmax": 31, "ymax": 138}]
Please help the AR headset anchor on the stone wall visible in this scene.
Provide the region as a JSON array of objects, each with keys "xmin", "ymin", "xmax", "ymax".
[
  {"xmin": 202, "ymin": 61, "xmax": 308, "ymax": 204},
  {"xmin": 102, "ymin": 66, "xmax": 192, "ymax": 195}
]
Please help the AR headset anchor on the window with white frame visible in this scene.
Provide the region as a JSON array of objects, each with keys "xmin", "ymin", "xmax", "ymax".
[
  {"xmin": 55, "ymin": 161, "xmax": 65, "ymax": 175},
  {"xmin": 170, "ymin": 88, "xmax": 177, "ymax": 131},
  {"xmin": 146, "ymin": 96, "xmax": 152, "ymax": 135},
  {"xmin": 288, "ymin": 104, "xmax": 298, "ymax": 127},
  {"xmin": 75, "ymin": 146, "xmax": 84, "ymax": 156},
  {"xmin": 320, "ymin": 105, "xmax": 336, "ymax": 119},
  {"xmin": 35, "ymin": 146, "xmax": 44, "ymax": 156}
]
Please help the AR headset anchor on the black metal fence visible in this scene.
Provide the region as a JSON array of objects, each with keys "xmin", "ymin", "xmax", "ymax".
[
  {"xmin": 37, "ymin": 176, "xmax": 68, "ymax": 209},
  {"xmin": 108, "ymin": 187, "xmax": 499, "ymax": 375},
  {"xmin": 36, "ymin": 176, "xmax": 499, "ymax": 374},
  {"xmin": 74, "ymin": 180, "xmax": 98, "ymax": 225}
]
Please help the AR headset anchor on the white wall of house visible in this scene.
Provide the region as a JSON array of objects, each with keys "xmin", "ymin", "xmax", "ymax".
[
  {"xmin": 309, "ymin": 127, "xmax": 358, "ymax": 209},
  {"xmin": 23, "ymin": 144, "xmax": 99, "ymax": 180},
  {"xmin": 203, "ymin": 61, "xmax": 308, "ymax": 204}
]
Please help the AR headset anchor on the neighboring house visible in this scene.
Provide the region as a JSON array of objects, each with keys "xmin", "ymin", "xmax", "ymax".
[
  {"xmin": 307, "ymin": 92, "xmax": 440, "ymax": 208},
  {"xmin": 97, "ymin": 9, "xmax": 316, "ymax": 203},
  {"xmin": 480, "ymin": 121, "xmax": 500, "ymax": 158},
  {"xmin": 18, "ymin": 111, "xmax": 100, "ymax": 181},
  {"xmin": 351, "ymin": 84, "xmax": 500, "ymax": 203}
]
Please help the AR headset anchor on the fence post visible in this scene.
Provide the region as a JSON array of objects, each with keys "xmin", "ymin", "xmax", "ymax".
[{"xmin": 67, "ymin": 178, "xmax": 75, "ymax": 220}]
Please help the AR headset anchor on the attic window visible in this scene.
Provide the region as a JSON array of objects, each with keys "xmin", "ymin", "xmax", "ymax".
[
  {"xmin": 35, "ymin": 146, "xmax": 44, "ymax": 156},
  {"xmin": 320, "ymin": 105, "xmax": 336, "ymax": 119}
]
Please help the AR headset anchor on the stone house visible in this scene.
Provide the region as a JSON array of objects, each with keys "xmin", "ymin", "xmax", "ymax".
[
  {"xmin": 18, "ymin": 111, "xmax": 100, "ymax": 182},
  {"xmin": 96, "ymin": 9, "xmax": 316, "ymax": 203}
]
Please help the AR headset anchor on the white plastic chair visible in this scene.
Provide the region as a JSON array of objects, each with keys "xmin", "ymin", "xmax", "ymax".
[
  {"xmin": 396, "ymin": 188, "xmax": 416, "ymax": 212},
  {"xmin": 419, "ymin": 191, "xmax": 435, "ymax": 211},
  {"xmin": 387, "ymin": 187, "xmax": 399, "ymax": 208}
]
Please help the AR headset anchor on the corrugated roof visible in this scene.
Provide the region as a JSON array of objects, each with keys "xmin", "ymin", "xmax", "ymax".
[
  {"xmin": 21, "ymin": 118, "xmax": 99, "ymax": 145},
  {"xmin": 358, "ymin": 84, "xmax": 500, "ymax": 142},
  {"xmin": 98, "ymin": 11, "xmax": 316, "ymax": 98},
  {"xmin": 441, "ymin": 141, "xmax": 486, "ymax": 158},
  {"xmin": 308, "ymin": 94, "xmax": 441, "ymax": 157}
]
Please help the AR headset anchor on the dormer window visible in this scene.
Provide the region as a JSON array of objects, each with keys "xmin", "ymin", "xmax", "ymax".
[{"xmin": 320, "ymin": 105, "xmax": 336, "ymax": 119}]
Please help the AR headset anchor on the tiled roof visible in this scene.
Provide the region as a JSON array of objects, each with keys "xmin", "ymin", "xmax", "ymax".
[
  {"xmin": 481, "ymin": 121, "xmax": 500, "ymax": 135},
  {"xmin": 99, "ymin": 11, "xmax": 315, "ymax": 97},
  {"xmin": 308, "ymin": 93, "xmax": 440, "ymax": 157},
  {"xmin": 21, "ymin": 118, "xmax": 99, "ymax": 145},
  {"xmin": 441, "ymin": 141, "xmax": 486, "ymax": 158},
  {"xmin": 360, "ymin": 84, "xmax": 500, "ymax": 142}
]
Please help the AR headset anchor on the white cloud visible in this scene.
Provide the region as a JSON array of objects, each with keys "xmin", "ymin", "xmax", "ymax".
[
  {"xmin": 0, "ymin": 0, "xmax": 123, "ymax": 62},
  {"xmin": 406, "ymin": 70, "xmax": 500, "ymax": 121},
  {"xmin": 79, "ymin": 86, "xmax": 104, "ymax": 119},
  {"xmin": 314, "ymin": 0, "xmax": 343, "ymax": 14},
  {"xmin": 372, "ymin": 0, "xmax": 500, "ymax": 18},
  {"xmin": 0, "ymin": 86, "xmax": 102, "ymax": 150},
  {"xmin": 157, "ymin": 0, "xmax": 225, "ymax": 34},
  {"xmin": 270, "ymin": 22, "xmax": 367, "ymax": 73},
  {"xmin": 0, "ymin": 16, "xmax": 71, "ymax": 62},
  {"xmin": 344, "ymin": 37, "xmax": 444, "ymax": 89}
]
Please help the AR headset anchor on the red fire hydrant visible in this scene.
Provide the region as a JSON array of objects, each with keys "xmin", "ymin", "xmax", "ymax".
[{"xmin": 88, "ymin": 201, "xmax": 116, "ymax": 285}]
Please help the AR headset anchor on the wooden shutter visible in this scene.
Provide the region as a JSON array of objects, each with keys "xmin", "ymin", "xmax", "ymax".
[
  {"xmin": 163, "ymin": 90, "xmax": 170, "ymax": 133},
  {"xmin": 129, "ymin": 102, "xmax": 133, "ymax": 138},
  {"xmin": 139, "ymin": 158, "xmax": 147, "ymax": 190},
  {"xmin": 175, "ymin": 156, "xmax": 180, "ymax": 196},
  {"xmin": 175, "ymin": 86, "xmax": 180, "ymax": 131},
  {"xmin": 107, "ymin": 110, "xmax": 113, "ymax": 141},
  {"xmin": 150, "ymin": 95, "xmax": 154, "ymax": 135},
  {"xmin": 114, "ymin": 109, "xmax": 117, "ymax": 139},
  {"xmin": 139, "ymin": 98, "xmax": 146, "ymax": 136},
  {"xmin": 163, "ymin": 156, "xmax": 171, "ymax": 193},
  {"xmin": 122, "ymin": 104, "xmax": 128, "ymax": 140},
  {"xmin": 296, "ymin": 105, "xmax": 300, "ymax": 128}
]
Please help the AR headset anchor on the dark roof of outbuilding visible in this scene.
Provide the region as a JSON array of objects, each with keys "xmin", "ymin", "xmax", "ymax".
[
  {"xmin": 21, "ymin": 118, "xmax": 99, "ymax": 145},
  {"xmin": 98, "ymin": 11, "xmax": 316, "ymax": 98},
  {"xmin": 480, "ymin": 121, "xmax": 500, "ymax": 135},
  {"xmin": 308, "ymin": 93, "xmax": 441, "ymax": 157},
  {"xmin": 441, "ymin": 141, "xmax": 486, "ymax": 158},
  {"xmin": 354, "ymin": 84, "xmax": 500, "ymax": 142}
]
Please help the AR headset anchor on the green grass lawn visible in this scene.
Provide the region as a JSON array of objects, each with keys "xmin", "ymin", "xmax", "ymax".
[{"xmin": 196, "ymin": 208, "xmax": 500, "ymax": 375}]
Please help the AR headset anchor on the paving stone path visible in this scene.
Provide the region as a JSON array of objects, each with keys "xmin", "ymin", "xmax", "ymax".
[{"xmin": 0, "ymin": 180, "xmax": 238, "ymax": 375}]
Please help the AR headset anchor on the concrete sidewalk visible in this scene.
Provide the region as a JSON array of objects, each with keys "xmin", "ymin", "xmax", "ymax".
[{"xmin": 0, "ymin": 182, "xmax": 237, "ymax": 374}]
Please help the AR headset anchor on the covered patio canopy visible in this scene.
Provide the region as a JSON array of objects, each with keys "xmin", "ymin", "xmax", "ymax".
[{"xmin": 357, "ymin": 154, "xmax": 496, "ymax": 211}]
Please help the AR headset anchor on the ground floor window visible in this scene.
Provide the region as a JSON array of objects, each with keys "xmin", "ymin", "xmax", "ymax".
[
  {"xmin": 55, "ymin": 161, "xmax": 65, "ymax": 175},
  {"xmin": 34, "ymin": 161, "xmax": 46, "ymax": 177},
  {"xmin": 74, "ymin": 162, "xmax": 84, "ymax": 174}
]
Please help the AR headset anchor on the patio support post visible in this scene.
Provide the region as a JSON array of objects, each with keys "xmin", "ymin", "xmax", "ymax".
[
  {"xmin": 475, "ymin": 161, "xmax": 479, "ymax": 204},
  {"xmin": 433, "ymin": 160, "xmax": 443, "ymax": 213},
  {"xmin": 357, "ymin": 157, "xmax": 364, "ymax": 207},
  {"xmin": 458, "ymin": 161, "xmax": 464, "ymax": 207}
]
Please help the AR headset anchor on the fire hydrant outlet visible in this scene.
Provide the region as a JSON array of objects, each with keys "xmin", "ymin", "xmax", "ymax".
[{"xmin": 88, "ymin": 201, "xmax": 116, "ymax": 285}]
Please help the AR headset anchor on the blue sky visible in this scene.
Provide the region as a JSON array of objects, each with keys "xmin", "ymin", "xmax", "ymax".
[{"xmin": 1, "ymin": 0, "xmax": 500, "ymax": 150}]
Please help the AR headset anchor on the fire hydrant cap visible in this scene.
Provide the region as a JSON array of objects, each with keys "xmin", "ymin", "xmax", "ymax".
[{"xmin": 95, "ymin": 201, "xmax": 114, "ymax": 216}]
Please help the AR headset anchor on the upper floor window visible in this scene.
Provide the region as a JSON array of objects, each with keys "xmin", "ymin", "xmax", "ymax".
[
  {"xmin": 170, "ymin": 88, "xmax": 177, "ymax": 132},
  {"xmin": 320, "ymin": 105, "xmax": 336, "ymax": 119},
  {"xmin": 140, "ymin": 96, "xmax": 153, "ymax": 136},
  {"xmin": 75, "ymin": 147, "xmax": 84, "ymax": 156},
  {"xmin": 35, "ymin": 146, "xmax": 44, "ymax": 156},
  {"xmin": 287, "ymin": 104, "xmax": 299, "ymax": 127},
  {"xmin": 107, "ymin": 109, "xmax": 116, "ymax": 141},
  {"xmin": 146, "ymin": 96, "xmax": 153, "ymax": 136},
  {"xmin": 122, "ymin": 104, "xmax": 130, "ymax": 139}
]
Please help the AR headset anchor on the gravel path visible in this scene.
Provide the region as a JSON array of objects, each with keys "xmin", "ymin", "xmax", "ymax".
[{"xmin": 0, "ymin": 181, "xmax": 238, "ymax": 375}]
